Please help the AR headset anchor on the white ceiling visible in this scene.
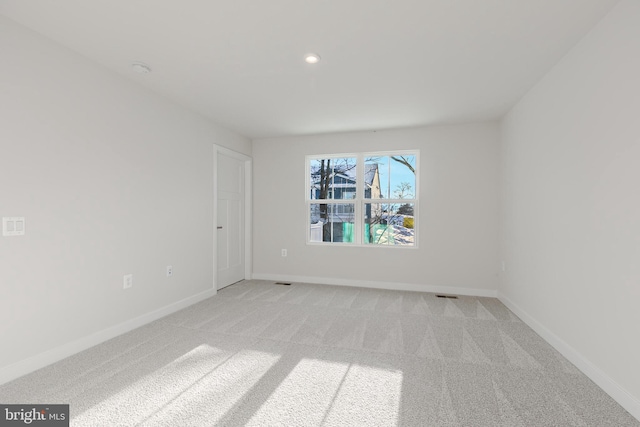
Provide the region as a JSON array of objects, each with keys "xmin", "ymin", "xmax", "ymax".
[{"xmin": 0, "ymin": 0, "xmax": 620, "ymax": 139}]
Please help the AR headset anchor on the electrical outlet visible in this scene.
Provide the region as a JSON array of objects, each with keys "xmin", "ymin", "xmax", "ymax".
[
  {"xmin": 281, "ymin": 249, "xmax": 287, "ymax": 257},
  {"xmin": 123, "ymin": 274, "xmax": 133, "ymax": 290},
  {"xmin": 166, "ymin": 265, "xmax": 173, "ymax": 277}
]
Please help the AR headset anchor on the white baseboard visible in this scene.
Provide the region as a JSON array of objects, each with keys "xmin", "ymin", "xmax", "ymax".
[
  {"xmin": 498, "ymin": 292, "xmax": 640, "ymax": 422},
  {"xmin": 252, "ymin": 273, "xmax": 497, "ymax": 298},
  {"xmin": 0, "ymin": 287, "xmax": 217, "ymax": 386}
]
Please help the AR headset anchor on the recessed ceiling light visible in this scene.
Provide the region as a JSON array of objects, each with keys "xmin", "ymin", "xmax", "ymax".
[
  {"xmin": 131, "ymin": 62, "xmax": 152, "ymax": 74},
  {"xmin": 304, "ymin": 53, "xmax": 321, "ymax": 64}
]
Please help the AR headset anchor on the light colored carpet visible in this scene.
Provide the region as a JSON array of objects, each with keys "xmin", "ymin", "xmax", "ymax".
[{"xmin": 1, "ymin": 280, "xmax": 638, "ymax": 426}]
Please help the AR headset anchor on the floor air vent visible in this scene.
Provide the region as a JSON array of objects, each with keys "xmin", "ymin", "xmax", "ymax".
[
  {"xmin": 274, "ymin": 282, "xmax": 292, "ymax": 286},
  {"xmin": 436, "ymin": 295, "xmax": 458, "ymax": 299}
]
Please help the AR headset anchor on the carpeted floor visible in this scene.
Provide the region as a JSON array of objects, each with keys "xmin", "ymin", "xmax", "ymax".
[{"xmin": 1, "ymin": 280, "xmax": 638, "ymax": 426}]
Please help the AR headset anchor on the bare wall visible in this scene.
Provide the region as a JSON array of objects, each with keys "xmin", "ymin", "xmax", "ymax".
[
  {"xmin": 0, "ymin": 16, "xmax": 250, "ymax": 379},
  {"xmin": 499, "ymin": 0, "xmax": 640, "ymax": 417},
  {"xmin": 252, "ymin": 123, "xmax": 500, "ymax": 295}
]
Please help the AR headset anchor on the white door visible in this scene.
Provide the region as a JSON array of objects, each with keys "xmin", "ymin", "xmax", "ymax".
[{"xmin": 217, "ymin": 152, "xmax": 245, "ymax": 289}]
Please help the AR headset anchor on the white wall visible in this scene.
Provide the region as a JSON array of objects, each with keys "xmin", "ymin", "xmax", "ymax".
[
  {"xmin": 0, "ymin": 16, "xmax": 250, "ymax": 382},
  {"xmin": 499, "ymin": 0, "xmax": 640, "ymax": 418},
  {"xmin": 253, "ymin": 123, "xmax": 500, "ymax": 295}
]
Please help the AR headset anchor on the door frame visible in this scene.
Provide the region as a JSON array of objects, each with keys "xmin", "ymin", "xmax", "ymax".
[{"xmin": 213, "ymin": 145, "xmax": 252, "ymax": 291}]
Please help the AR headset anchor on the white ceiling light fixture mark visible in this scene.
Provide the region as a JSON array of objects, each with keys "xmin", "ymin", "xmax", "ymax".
[
  {"xmin": 304, "ymin": 53, "xmax": 321, "ymax": 64},
  {"xmin": 131, "ymin": 62, "xmax": 152, "ymax": 74}
]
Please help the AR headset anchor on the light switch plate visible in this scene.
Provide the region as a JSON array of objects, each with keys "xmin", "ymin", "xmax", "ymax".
[{"xmin": 3, "ymin": 217, "xmax": 25, "ymax": 236}]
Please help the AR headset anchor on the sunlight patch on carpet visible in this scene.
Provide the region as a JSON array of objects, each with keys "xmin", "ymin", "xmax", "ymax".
[
  {"xmin": 74, "ymin": 345, "xmax": 281, "ymax": 426},
  {"xmin": 322, "ymin": 363, "xmax": 403, "ymax": 426},
  {"xmin": 246, "ymin": 357, "xmax": 350, "ymax": 425}
]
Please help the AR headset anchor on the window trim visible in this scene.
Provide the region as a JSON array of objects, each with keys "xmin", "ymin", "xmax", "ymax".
[{"xmin": 306, "ymin": 150, "xmax": 419, "ymax": 248}]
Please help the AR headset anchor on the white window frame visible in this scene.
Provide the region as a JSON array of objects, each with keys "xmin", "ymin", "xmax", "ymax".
[{"xmin": 306, "ymin": 150, "xmax": 419, "ymax": 248}]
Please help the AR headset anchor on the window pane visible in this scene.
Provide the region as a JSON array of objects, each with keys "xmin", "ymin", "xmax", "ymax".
[
  {"xmin": 310, "ymin": 157, "xmax": 357, "ymax": 200},
  {"xmin": 364, "ymin": 203, "xmax": 415, "ymax": 246},
  {"xmin": 390, "ymin": 155, "xmax": 416, "ymax": 199},
  {"xmin": 365, "ymin": 155, "xmax": 416, "ymax": 199},
  {"xmin": 310, "ymin": 203, "xmax": 355, "ymax": 243}
]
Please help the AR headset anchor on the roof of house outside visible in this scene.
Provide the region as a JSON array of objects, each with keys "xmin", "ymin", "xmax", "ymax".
[{"xmin": 365, "ymin": 163, "xmax": 378, "ymax": 186}]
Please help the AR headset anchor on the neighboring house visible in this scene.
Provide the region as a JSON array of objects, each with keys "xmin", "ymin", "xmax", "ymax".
[
  {"xmin": 310, "ymin": 163, "xmax": 381, "ymax": 201},
  {"xmin": 364, "ymin": 163, "xmax": 382, "ymax": 221},
  {"xmin": 364, "ymin": 163, "xmax": 382, "ymax": 200},
  {"xmin": 310, "ymin": 163, "xmax": 382, "ymax": 241}
]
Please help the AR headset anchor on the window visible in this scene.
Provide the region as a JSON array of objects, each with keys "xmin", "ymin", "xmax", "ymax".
[{"xmin": 307, "ymin": 152, "xmax": 418, "ymax": 246}]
